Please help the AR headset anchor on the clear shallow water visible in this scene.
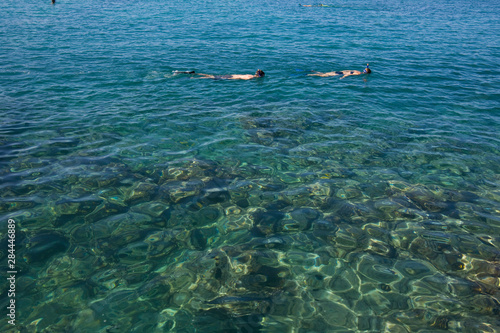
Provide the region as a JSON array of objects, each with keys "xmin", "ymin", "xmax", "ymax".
[{"xmin": 1, "ymin": 0, "xmax": 500, "ymax": 332}]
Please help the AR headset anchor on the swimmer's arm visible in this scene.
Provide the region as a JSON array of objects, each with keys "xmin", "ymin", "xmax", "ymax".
[{"xmin": 195, "ymin": 73, "xmax": 214, "ymax": 79}]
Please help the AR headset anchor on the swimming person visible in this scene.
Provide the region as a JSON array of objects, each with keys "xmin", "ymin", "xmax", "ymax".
[
  {"xmin": 172, "ymin": 70, "xmax": 195, "ymax": 75},
  {"xmin": 196, "ymin": 69, "xmax": 265, "ymax": 80},
  {"xmin": 308, "ymin": 64, "xmax": 371, "ymax": 79},
  {"xmin": 299, "ymin": 4, "xmax": 330, "ymax": 7}
]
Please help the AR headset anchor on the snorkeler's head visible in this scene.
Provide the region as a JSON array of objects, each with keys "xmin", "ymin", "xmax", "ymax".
[
  {"xmin": 363, "ymin": 64, "xmax": 371, "ymax": 74},
  {"xmin": 256, "ymin": 69, "xmax": 265, "ymax": 77}
]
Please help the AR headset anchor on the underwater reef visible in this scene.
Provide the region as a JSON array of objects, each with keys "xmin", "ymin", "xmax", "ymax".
[{"xmin": 1, "ymin": 113, "xmax": 500, "ymax": 332}]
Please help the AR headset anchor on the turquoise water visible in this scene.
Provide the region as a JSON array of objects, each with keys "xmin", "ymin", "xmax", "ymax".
[{"xmin": 1, "ymin": 0, "xmax": 500, "ymax": 331}]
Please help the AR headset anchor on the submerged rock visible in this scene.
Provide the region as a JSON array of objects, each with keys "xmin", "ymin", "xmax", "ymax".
[
  {"xmin": 124, "ymin": 182, "xmax": 157, "ymax": 205},
  {"xmin": 193, "ymin": 307, "xmax": 264, "ymax": 333},
  {"xmin": 192, "ymin": 207, "xmax": 221, "ymax": 226},
  {"xmin": 251, "ymin": 210, "xmax": 285, "ymax": 236},
  {"xmin": 53, "ymin": 196, "xmax": 103, "ymax": 226},
  {"xmin": 239, "ymin": 265, "xmax": 288, "ymax": 290},
  {"xmin": 130, "ymin": 201, "xmax": 170, "ymax": 218},
  {"xmin": 290, "ymin": 207, "xmax": 321, "ymax": 225},
  {"xmin": 357, "ymin": 254, "xmax": 401, "ymax": 284},
  {"xmin": 200, "ymin": 188, "xmax": 230, "ymax": 205},
  {"xmin": 85, "ymin": 201, "xmax": 128, "ymax": 224},
  {"xmin": 190, "ymin": 228, "xmax": 207, "ymax": 250},
  {"xmin": 23, "ymin": 231, "xmax": 70, "ymax": 265},
  {"xmin": 159, "ymin": 179, "xmax": 204, "ymax": 204}
]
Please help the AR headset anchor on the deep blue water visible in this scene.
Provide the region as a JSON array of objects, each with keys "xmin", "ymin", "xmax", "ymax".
[{"xmin": 1, "ymin": 0, "xmax": 500, "ymax": 332}]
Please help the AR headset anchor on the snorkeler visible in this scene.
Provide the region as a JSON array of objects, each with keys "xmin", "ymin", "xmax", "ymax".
[
  {"xmin": 308, "ymin": 64, "xmax": 371, "ymax": 79},
  {"xmin": 299, "ymin": 4, "xmax": 330, "ymax": 7},
  {"xmin": 195, "ymin": 69, "xmax": 265, "ymax": 80}
]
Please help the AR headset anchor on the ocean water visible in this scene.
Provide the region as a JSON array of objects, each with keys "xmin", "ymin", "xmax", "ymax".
[{"xmin": 1, "ymin": 0, "xmax": 500, "ymax": 331}]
